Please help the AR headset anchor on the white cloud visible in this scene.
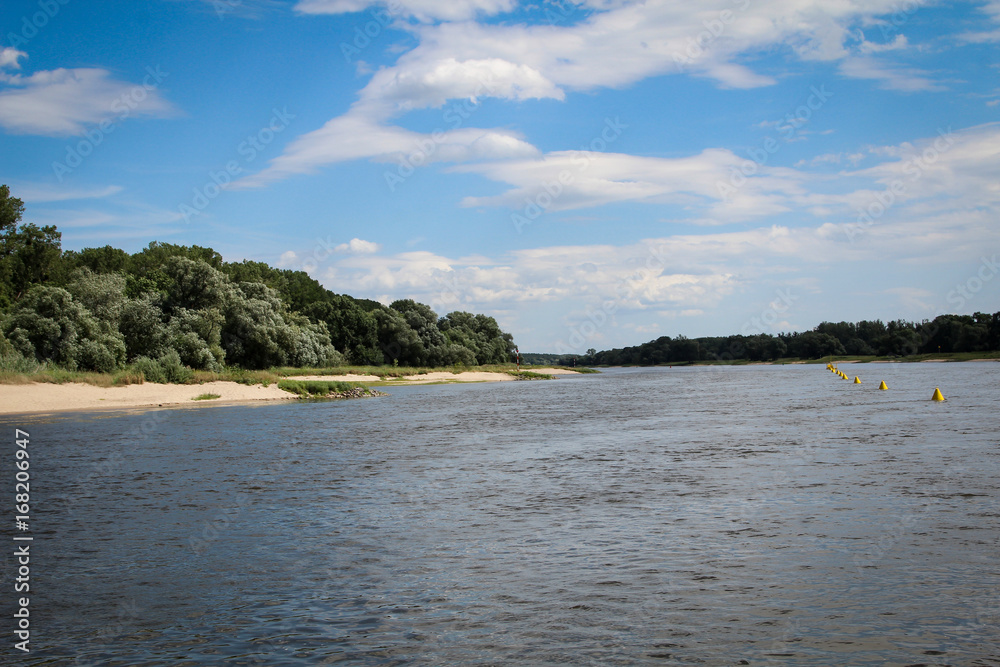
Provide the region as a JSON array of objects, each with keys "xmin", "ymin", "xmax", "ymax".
[
  {"xmin": 277, "ymin": 250, "xmax": 299, "ymax": 268},
  {"xmin": 456, "ymin": 146, "xmax": 806, "ymax": 222},
  {"xmin": 12, "ymin": 183, "xmax": 123, "ymax": 203},
  {"xmin": 335, "ymin": 238, "xmax": 382, "ymax": 254},
  {"xmin": 454, "ymin": 124, "xmax": 1000, "ymax": 227},
  {"xmin": 856, "ymin": 33, "xmax": 908, "ymax": 54},
  {"xmin": 362, "ymin": 57, "xmax": 564, "ymax": 112},
  {"xmin": 959, "ymin": 0, "xmax": 1000, "ymax": 42},
  {"xmin": 883, "ymin": 287, "xmax": 935, "ymax": 313},
  {"xmin": 314, "ymin": 178, "xmax": 999, "ymax": 347},
  {"xmin": 834, "ymin": 123, "xmax": 1000, "ymax": 213},
  {"xmin": 235, "ymin": 108, "xmax": 539, "ymax": 187},
  {"xmin": 244, "ymin": 0, "xmax": 940, "ymax": 187},
  {"xmin": 0, "ymin": 66, "xmax": 175, "ymax": 136},
  {"xmin": 838, "ymin": 57, "xmax": 944, "ymax": 92},
  {"xmin": 0, "ymin": 48, "xmax": 26, "ymax": 70},
  {"xmin": 294, "ymin": 0, "xmax": 517, "ymax": 22}
]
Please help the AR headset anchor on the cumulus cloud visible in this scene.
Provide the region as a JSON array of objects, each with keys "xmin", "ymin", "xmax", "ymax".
[
  {"xmin": 243, "ymin": 0, "xmax": 941, "ymax": 188},
  {"xmin": 456, "ymin": 146, "xmax": 806, "ymax": 222},
  {"xmin": 235, "ymin": 106, "xmax": 539, "ymax": 187},
  {"xmin": 361, "ymin": 57, "xmax": 564, "ymax": 111},
  {"xmin": 335, "ymin": 238, "xmax": 382, "ymax": 254},
  {"xmin": 0, "ymin": 66, "xmax": 175, "ymax": 136},
  {"xmin": 276, "ymin": 250, "xmax": 299, "ymax": 268},
  {"xmin": 0, "ymin": 48, "xmax": 26, "ymax": 70},
  {"xmin": 453, "ymin": 124, "xmax": 1000, "ymax": 231}
]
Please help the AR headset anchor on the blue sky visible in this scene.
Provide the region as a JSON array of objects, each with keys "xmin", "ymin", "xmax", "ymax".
[{"xmin": 1, "ymin": 0, "xmax": 998, "ymax": 353}]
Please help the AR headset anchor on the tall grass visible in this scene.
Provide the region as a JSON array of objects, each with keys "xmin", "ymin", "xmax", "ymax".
[
  {"xmin": 0, "ymin": 360, "xmax": 604, "ymax": 387},
  {"xmin": 277, "ymin": 379, "xmax": 367, "ymax": 396}
]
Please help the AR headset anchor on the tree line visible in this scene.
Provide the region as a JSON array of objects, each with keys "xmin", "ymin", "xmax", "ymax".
[
  {"xmin": 0, "ymin": 185, "xmax": 515, "ymax": 373},
  {"xmin": 562, "ymin": 316, "xmax": 1000, "ymax": 367}
]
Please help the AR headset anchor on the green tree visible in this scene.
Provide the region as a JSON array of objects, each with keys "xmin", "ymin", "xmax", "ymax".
[
  {"xmin": 66, "ymin": 268, "xmax": 127, "ymax": 331},
  {"xmin": 373, "ymin": 307, "xmax": 422, "ymax": 366},
  {"xmin": 120, "ymin": 294, "xmax": 170, "ymax": 361},
  {"xmin": 2, "ymin": 286, "xmax": 125, "ymax": 371},
  {"xmin": 0, "ymin": 185, "xmax": 62, "ymax": 308},
  {"xmin": 302, "ymin": 295, "xmax": 380, "ymax": 364},
  {"xmin": 61, "ymin": 245, "xmax": 130, "ymax": 276},
  {"xmin": 168, "ymin": 307, "xmax": 226, "ymax": 370},
  {"xmin": 163, "ymin": 257, "xmax": 229, "ymax": 313}
]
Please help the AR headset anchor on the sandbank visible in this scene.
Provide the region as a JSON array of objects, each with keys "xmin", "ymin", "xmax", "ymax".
[
  {"xmin": 0, "ymin": 368, "xmax": 584, "ymax": 415},
  {"xmin": 292, "ymin": 367, "xmax": 581, "ymax": 384},
  {"xmin": 0, "ymin": 380, "xmax": 297, "ymax": 416}
]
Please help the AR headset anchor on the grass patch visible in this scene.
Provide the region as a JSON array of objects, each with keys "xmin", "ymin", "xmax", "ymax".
[
  {"xmin": 196, "ymin": 368, "xmax": 281, "ymax": 387},
  {"xmin": 0, "ymin": 366, "xmax": 147, "ymax": 387},
  {"xmin": 192, "ymin": 393, "xmax": 221, "ymax": 401},
  {"xmin": 507, "ymin": 370, "xmax": 553, "ymax": 380},
  {"xmin": 278, "ymin": 379, "xmax": 366, "ymax": 397}
]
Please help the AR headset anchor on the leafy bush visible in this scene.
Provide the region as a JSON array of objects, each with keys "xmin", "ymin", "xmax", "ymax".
[
  {"xmin": 132, "ymin": 356, "xmax": 166, "ymax": 383},
  {"xmin": 131, "ymin": 350, "xmax": 194, "ymax": 384},
  {"xmin": 158, "ymin": 349, "xmax": 194, "ymax": 383},
  {"xmin": 66, "ymin": 268, "xmax": 127, "ymax": 329},
  {"xmin": 0, "ymin": 351, "xmax": 43, "ymax": 374},
  {"xmin": 277, "ymin": 379, "xmax": 360, "ymax": 396}
]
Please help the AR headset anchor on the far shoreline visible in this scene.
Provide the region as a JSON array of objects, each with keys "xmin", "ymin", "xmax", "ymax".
[{"xmin": 582, "ymin": 354, "xmax": 1000, "ymax": 368}]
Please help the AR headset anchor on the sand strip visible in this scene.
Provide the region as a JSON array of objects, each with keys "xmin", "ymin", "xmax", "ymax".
[
  {"xmin": 0, "ymin": 368, "xmax": 585, "ymax": 415},
  {"xmin": 0, "ymin": 380, "xmax": 297, "ymax": 416}
]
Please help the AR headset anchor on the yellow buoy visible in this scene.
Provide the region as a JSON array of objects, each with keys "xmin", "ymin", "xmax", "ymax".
[
  {"xmin": 878, "ymin": 381, "xmax": 888, "ymax": 390},
  {"xmin": 932, "ymin": 387, "xmax": 945, "ymax": 401},
  {"xmin": 854, "ymin": 376, "xmax": 861, "ymax": 384}
]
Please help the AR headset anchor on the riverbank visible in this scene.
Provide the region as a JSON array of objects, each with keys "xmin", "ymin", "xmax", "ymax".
[
  {"xmin": 596, "ymin": 352, "xmax": 1000, "ymax": 368},
  {"xmin": 0, "ymin": 368, "xmax": 582, "ymax": 415}
]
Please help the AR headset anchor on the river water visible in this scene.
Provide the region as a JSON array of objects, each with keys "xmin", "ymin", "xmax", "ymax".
[{"xmin": 2, "ymin": 363, "xmax": 999, "ymax": 665}]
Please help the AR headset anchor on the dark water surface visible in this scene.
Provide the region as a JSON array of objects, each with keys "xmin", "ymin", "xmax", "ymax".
[{"xmin": 2, "ymin": 363, "xmax": 999, "ymax": 665}]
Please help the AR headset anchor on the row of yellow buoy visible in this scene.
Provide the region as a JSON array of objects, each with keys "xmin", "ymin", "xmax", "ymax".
[{"xmin": 825, "ymin": 363, "xmax": 945, "ymax": 401}]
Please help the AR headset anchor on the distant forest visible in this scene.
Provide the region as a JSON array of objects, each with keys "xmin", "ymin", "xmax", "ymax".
[
  {"xmin": 0, "ymin": 185, "xmax": 515, "ymax": 374},
  {"xmin": 559, "ymin": 314, "xmax": 1000, "ymax": 367}
]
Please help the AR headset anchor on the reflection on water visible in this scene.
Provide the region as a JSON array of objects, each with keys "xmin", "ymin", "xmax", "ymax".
[{"xmin": 3, "ymin": 363, "xmax": 999, "ymax": 665}]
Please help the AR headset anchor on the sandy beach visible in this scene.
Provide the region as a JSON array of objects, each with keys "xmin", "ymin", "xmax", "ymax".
[
  {"xmin": 0, "ymin": 368, "xmax": 582, "ymax": 415},
  {"xmin": 294, "ymin": 368, "xmax": 580, "ymax": 384}
]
